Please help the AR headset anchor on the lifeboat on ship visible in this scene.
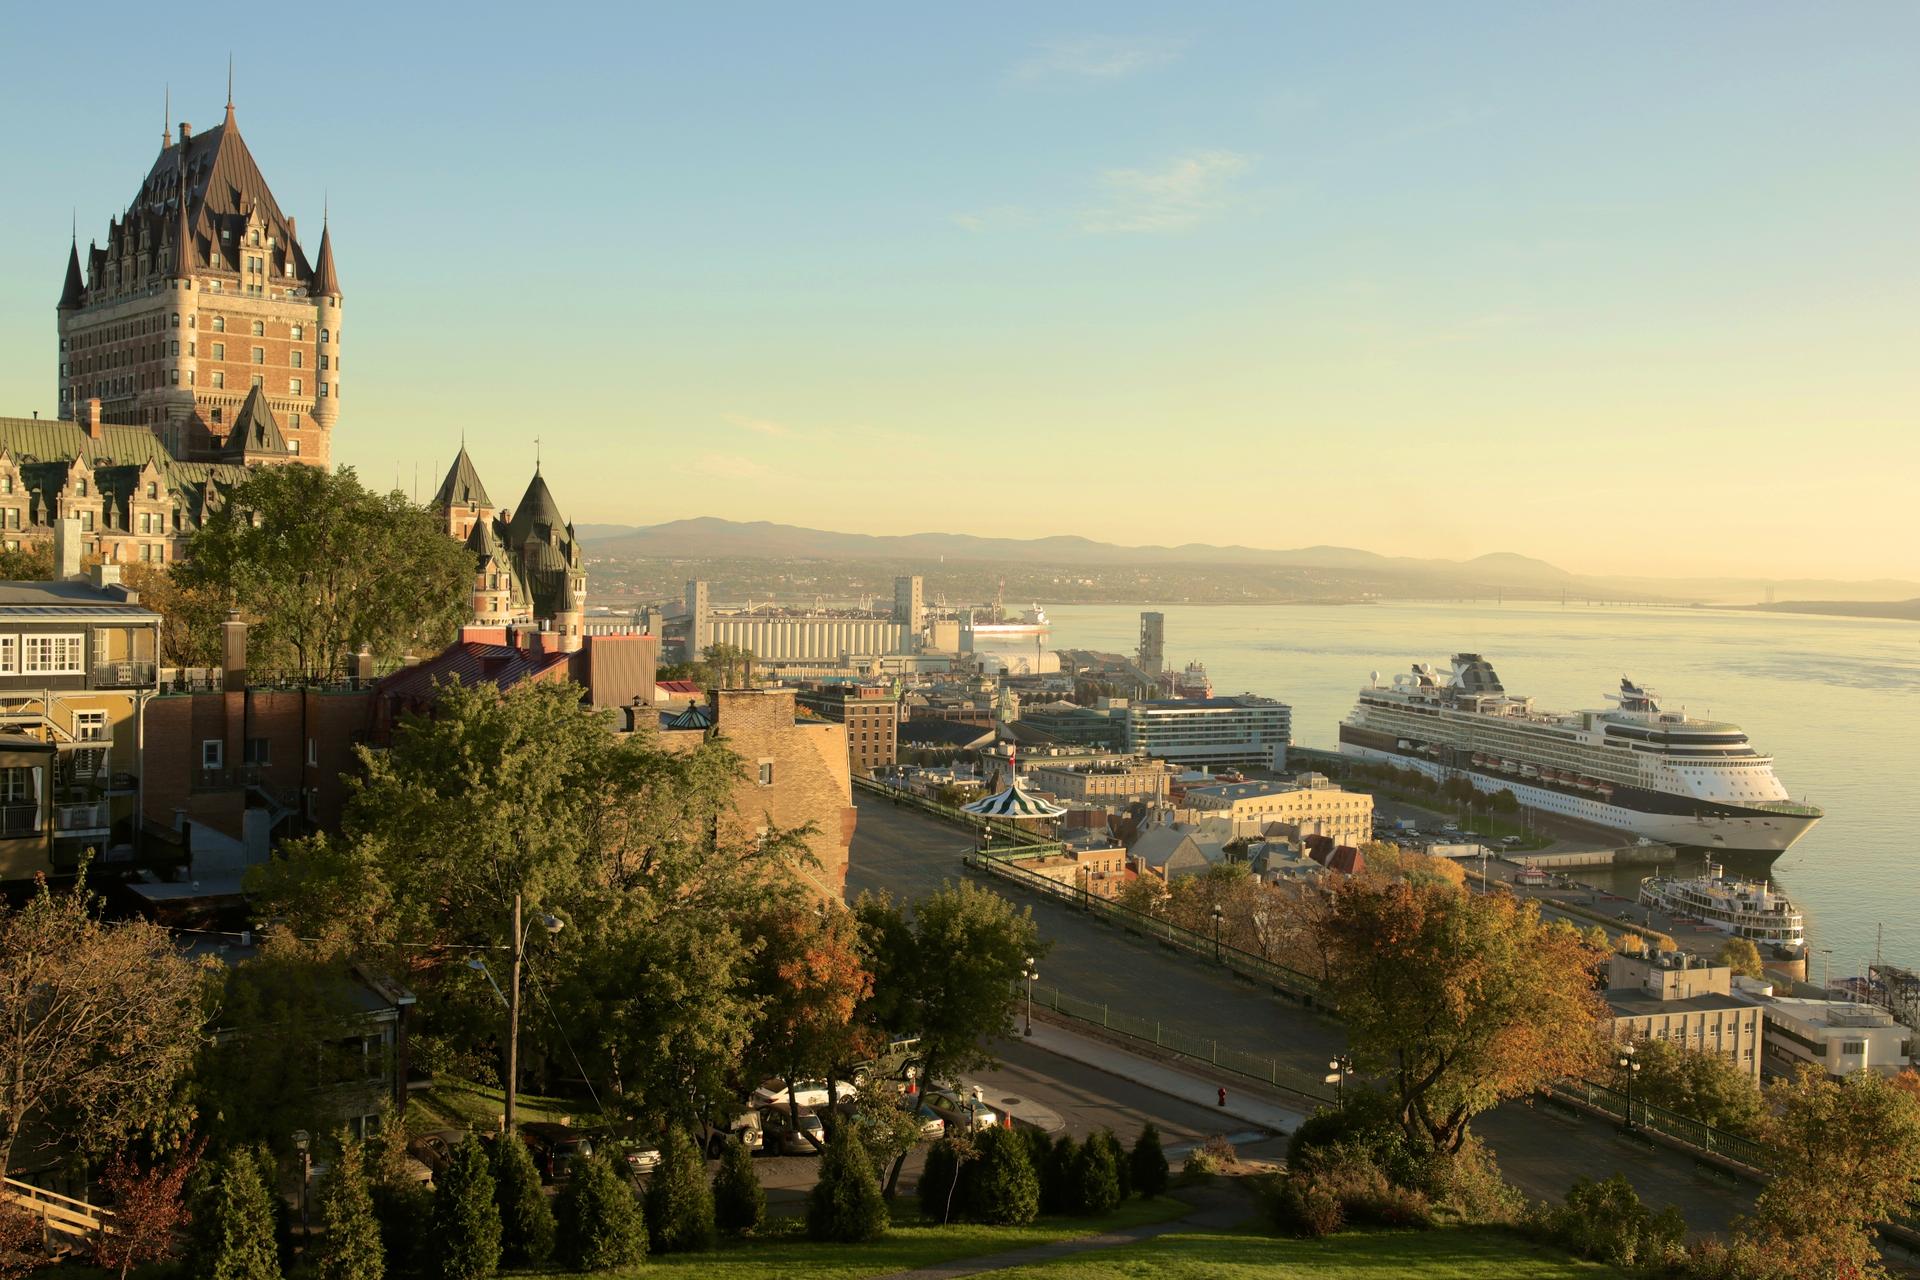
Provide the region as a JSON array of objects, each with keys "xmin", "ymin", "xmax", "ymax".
[
  {"xmin": 1471, "ymin": 753, "xmax": 1487, "ymax": 768},
  {"xmin": 1596, "ymin": 783, "xmax": 1616, "ymax": 800}
]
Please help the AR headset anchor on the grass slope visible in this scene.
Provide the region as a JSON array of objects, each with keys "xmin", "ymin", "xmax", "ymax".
[{"xmin": 991, "ymin": 1226, "xmax": 1623, "ymax": 1278}]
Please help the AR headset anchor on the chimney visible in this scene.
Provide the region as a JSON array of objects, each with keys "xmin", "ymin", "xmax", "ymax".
[
  {"xmin": 179, "ymin": 121, "xmax": 191, "ymax": 144},
  {"xmin": 90, "ymin": 562, "xmax": 121, "ymax": 589},
  {"xmin": 82, "ymin": 398, "xmax": 102, "ymax": 439},
  {"xmin": 53, "ymin": 515, "xmax": 83, "ymax": 581},
  {"xmin": 221, "ymin": 611, "xmax": 247, "ymax": 689},
  {"xmin": 351, "ymin": 646, "xmax": 375, "ymax": 688}
]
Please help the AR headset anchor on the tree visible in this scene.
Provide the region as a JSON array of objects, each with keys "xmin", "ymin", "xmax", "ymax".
[
  {"xmin": 428, "ymin": 1137, "xmax": 500, "ymax": 1280},
  {"xmin": 701, "ymin": 642, "xmax": 756, "ymax": 689},
  {"xmin": 0, "ymin": 1203, "xmax": 43, "ymax": 1280},
  {"xmin": 190, "ymin": 1148, "xmax": 282, "ymax": 1280},
  {"xmin": 1741, "ymin": 1064, "xmax": 1920, "ymax": 1275},
  {"xmin": 1316, "ymin": 875, "xmax": 1607, "ymax": 1153},
  {"xmin": 179, "ymin": 464, "xmax": 472, "ymax": 681},
  {"xmin": 0, "ymin": 544, "xmax": 51, "ymax": 582},
  {"xmin": 1628, "ymin": 1038, "xmax": 1766, "ymax": 1135},
  {"xmin": 1718, "ymin": 937, "xmax": 1765, "ymax": 979},
  {"xmin": 745, "ymin": 901, "xmax": 875, "ymax": 1148},
  {"xmin": 490, "ymin": 1126, "xmax": 555, "ymax": 1269},
  {"xmin": 964, "ymin": 1127, "xmax": 1039, "ymax": 1225},
  {"xmin": 121, "ymin": 561, "xmax": 225, "ymax": 669},
  {"xmin": 807, "ymin": 1124, "xmax": 889, "ymax": 1243},
  {"xmin": 1071, "ymin": 1133, "xmax": 1122, "ymax": 1215},
  {"xmin": 1129, "ymin": 1123, "xmax": 1169, "ymax": 1199},
  {"xmin": 93, "ymin": 1140, "xmax": 202, "ymax": 1279},
  {"xmin": 0, "ymin": 872, "xmax": 210, "ymax": 1172},
  {"xmin": 711, "ymin": 1135, "xmax": 765, "ymax": 1236},
  {"xmin": 311, "ymin": 1130, "xmax": 383, "ymax": 1280},
  {"xmin": 554, "ymin": 1151, "xmax": 646, "ymax": 1273},
  {"xmin": 643, "ymin": 1126, "xmax": 715, "ymax": 1254}
]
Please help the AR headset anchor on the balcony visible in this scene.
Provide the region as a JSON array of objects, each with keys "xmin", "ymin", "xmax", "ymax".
[
  {"xmin": 0, "ymin": 805, "xmax": 36, "ymax": 838},
  {"xmin": 90, "ymin": 661, "xmax": 158, "ymax": 690},
  {"xmin": 55, "ymin": 801, "xmax": 110, "ymax": 835}
]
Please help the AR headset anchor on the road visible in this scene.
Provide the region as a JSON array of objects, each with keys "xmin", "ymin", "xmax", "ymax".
[{"xmin": 846, "ymin": 795, "xmax": 1757, "ymax": 1234}]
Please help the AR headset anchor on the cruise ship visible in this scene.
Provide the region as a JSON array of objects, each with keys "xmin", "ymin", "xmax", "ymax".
[{"xmin": 1338, "ymin": 654, "xmax": 1822, "ymax": 852}]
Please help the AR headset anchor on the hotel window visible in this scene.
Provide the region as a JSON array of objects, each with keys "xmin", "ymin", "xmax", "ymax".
[
  {"xmin": 146, "ymin": 481, "xmax": 158, "ymax": 499},
  {"xmin": 320, "ymin": 328, "xmax": 330, "ymax": 344},
  {"xmin": 288, "ymin": 439, "xmax": 301, "ymax": 456},
  {"xmin": 21, "ymin": 634, "xmax": 84, "ymax": 675},
  {"xmin": 171, "ymin": 312, "xmax": 180, "ymax": 327},
  {"xmin": 289, "ymin": 378, "xmax": 303, "ymax": 396},
  {"xmin": 319, "ymin": 383, "xmax": 328, "ymax": 398},
  {"xmin": 212, "ymin": 316, "xmax": 224, "ymax": 332},
  {"xmin": 79, "ymin": 512, "xmax": 94, "ymax": 532},
  {"xmin": 212, "ymin": 372, "xmax": 224, "ymax": 388},
  {"xmin": 290, "ymin": 324, "xmax": 304, "ymax": 340},
  {"xmin": 212, "ymin": 342, "xmax": 225, "ymax": 359},
  {"xmin": 251, "ymin": 320, "xmax": 264, "ymax": 336},
  {"xmin": 290, "ymin": 350, "xmax": 302, "ymax": 368},
  {"xmin": 251, "ymin": 347, "xmax": 264, "ymax": 364},
  {"xmin": 758, "ymin": 761, "xmax": 775, "ymax": 787},
  {"xmin": 250, "ymin": 375, "xmax": 263, "ymax": 389}
]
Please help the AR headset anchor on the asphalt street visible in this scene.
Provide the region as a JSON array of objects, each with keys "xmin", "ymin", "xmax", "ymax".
[{"xmin": 846, "ymin": 794, "xmax": 1758, "ymax": 1234}]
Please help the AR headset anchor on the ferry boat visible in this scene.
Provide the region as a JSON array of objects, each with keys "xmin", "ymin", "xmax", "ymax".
[
  {"xmin": 1338, "ymin": 654, "xmax": 1822, "ymax": 852},
  {"xmin": 1638, "ymin": 865, "xmax": 1806, "ymax": 955}
]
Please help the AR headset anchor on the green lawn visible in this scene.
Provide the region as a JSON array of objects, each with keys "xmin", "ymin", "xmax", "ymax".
[
  {"xmin": 414, "ymin": 1077, "xmax": 603, "ymax": 1133},
  {"xmin": 988, "ymin": 1226, "xmax": 1624, "ymax": 1278},
  {"xmin": 504, "ymin": 1198, "xmax": 1188, "ymax": 1279}
]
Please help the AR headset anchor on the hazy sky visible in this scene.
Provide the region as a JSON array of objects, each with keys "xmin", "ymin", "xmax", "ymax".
[{"xmin": 2, "ymin": 3, "xmax": 1915, "ymax": 581}]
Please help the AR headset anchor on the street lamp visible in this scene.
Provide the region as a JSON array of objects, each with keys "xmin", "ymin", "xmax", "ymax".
[
  {"xmin": 469, "ymin": 893, "xmax": 566, "ymax": 1134},
  {"xmin": 1211, "ymin": 905, "xmax": 1224, "ymax": 963},
  {"xmin": 1615, "ymin": 1043, "xmax": 1641, "ymax": 1131},
  {"xmin": 291, "ymin": 1129, "xmax": 311, "ymax": 1230},
  {"xmin": 1021, "ymin": 957, "xmax": 1039, "ymax": 1037},
  {"xmin": 1326, "ymin": 1055, "xmax": 1353, "ymax": 1106}
]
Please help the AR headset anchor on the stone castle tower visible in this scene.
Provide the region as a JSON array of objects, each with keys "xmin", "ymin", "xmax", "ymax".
[
  {"xmin": 433, "ymin": 447, "xmax": 587, "ymax": 650},
  {"xmin": 57, "ymin": 93, "xmax": 339, "ymax": 466}
]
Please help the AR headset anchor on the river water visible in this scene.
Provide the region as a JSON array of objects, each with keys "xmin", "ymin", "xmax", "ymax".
[{"xmin": 1044, "ymin": 600, "xmax": 1920, "ymax": 976}]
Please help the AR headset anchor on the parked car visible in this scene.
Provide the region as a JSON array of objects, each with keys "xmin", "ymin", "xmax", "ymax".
[
  {"xmin": 923, "ymin": 1090, "xmax": 999, "ymax": 1132},
  {"xmin": 759, "ymin": 1105, "xmax": 826, "ymax": 1155},
  {"xmin": 624, "ymin": 1146, "xmax": 662, "ymax": 1176},
  {"xmin": 705, "ymin": 1110, "xmax": 764, "ymax": 1157},
  {"xmin": 749, "ymin": 1078, "xmax": 859, "ymax": 1110},
  {"xmin": 913, "ymin": 1104, "xmax": 947, "ymax": 1140},
  {"xmin": 519, "ymin": 1122, "xmax": 595, "ymax": 1183}
]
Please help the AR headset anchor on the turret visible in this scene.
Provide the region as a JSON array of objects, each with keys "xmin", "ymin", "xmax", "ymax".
[
  {"xmin": 56, "ymin": 239, "xmax": 84, "ymax": 419},
  {"xmin": 309, "ymin": 216, "xmax": 341, "ymax": 456}
]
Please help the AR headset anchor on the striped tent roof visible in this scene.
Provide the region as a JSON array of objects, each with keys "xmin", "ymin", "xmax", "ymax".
[{"xmin": 962, "ymin": 780, "xmax": 1067, "ymax": 819}]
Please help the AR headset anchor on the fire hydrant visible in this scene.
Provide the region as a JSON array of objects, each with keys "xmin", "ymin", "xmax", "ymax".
[{"xmin": 1217, "ymin": 1086, "xmax": 1227, "ymax": 1108}]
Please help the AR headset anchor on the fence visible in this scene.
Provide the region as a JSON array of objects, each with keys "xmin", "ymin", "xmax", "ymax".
[
  {"xmin": 965, "ymin": 852, "xmax": 1326, "ymax": 1005},
  {"xmin": 852, "ymin": 776, "xmax": 1064, "ymax": 853},
  {"xmin": 1, "ymin": 1176, "xmax": 112, "ymax": 1239},
  {"xmin": 1546, "ymin": 1079, "xmax": 1773, "ymax": 1171},
  {"xmin": 1027, "ymin": 982, "xmax": 1337, "ymax": 1105}
]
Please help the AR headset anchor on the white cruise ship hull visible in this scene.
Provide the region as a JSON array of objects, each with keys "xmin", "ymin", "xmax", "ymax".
[{"xmin": 1339, "ymin": 743, "xmax": 1819, "ymax": 853}]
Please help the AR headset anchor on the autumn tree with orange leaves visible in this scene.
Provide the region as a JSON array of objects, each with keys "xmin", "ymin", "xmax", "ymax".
[
  {"xmin": 1317, "ymin": 876, "xmax": 1607, "ymax": 1153},
  {"xmin": 746, "ymin": 902, "xmax": 876, "ymax": 1149},
  {"xmin": 92, "ymin": 1139, "xmax": 203, "ymax": 1279}
]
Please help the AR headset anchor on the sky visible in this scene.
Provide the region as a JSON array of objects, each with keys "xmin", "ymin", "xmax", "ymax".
[{"xmin": 1, "ymin": 2, "xmax": 1916, "ymax": 581}]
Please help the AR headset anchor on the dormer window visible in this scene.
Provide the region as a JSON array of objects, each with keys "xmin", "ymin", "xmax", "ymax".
[{"xmin": 76, "ymin": 480, "xmax": 87, "ymax": 497}]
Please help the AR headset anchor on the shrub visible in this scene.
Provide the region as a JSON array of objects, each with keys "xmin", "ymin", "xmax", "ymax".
[
  {"xmin": 1270, "ymin": 1174, "xmax": 1344, "ymax": 1238},
  {"xmin": 1040, "ymin": 1135, "xmax": 1078, "ymax": 1215},
  {"xmin": 189, "ymin": 1147, "xmax": 282, "ymax": 1280},
  {"xmin": 1071, "ymin": 1132, "xmax": 1122, "ymax": 1215},
  {"xmin": 429, "ymin": 1135, "xmax": 500, "ymax": 1280},
  {"xmin": 1416, "ymin": 1138, "xmax": 1524, "ymax": 1226},
  {"xmin": 0, "ymin": 1203, "xmax": 45, "ymax": 1280},
  {"xmin": 312, "ymin": 1131, "xmax": 384, "ymax": 1280},
  {"xmin": 555, "ymin": 1151, "xmax": 646, "ymax": 1273},
  {"xmin": 1309, "ymin": 1153, "xmax": 1430, "ymax": 1229},
  {"xmin": 964, "ymin": 1128, "xmax": 1039, "ymax": 1226},
  {"xmin": 644, "ymin": 1126, "xmax": 715, "ymax": 1254},
  {"xmin": 1288, "ymin": 1091, "xmax": 1414, "ymax": 1187},
  {"xmin": 1094, "ymin": 1130, "xmax": 1132, "ymax": 1200},
  {"xmin": 490, "ymin": 1130, "xmax": 555, "ymax": 1268},
  {"xmin": 807, "ymin": 1125, "xmax": 889, "ymax": 1243},
  {"xmin": 711, "ymin": 1135, "xmax": 765, "ymax": 1236},
  {"xmin": 1129, "ymin": 1124, "xmax": 1169, "ymax": 1199},
  {"xmin": 1019, "ymin": 1128, "xmax": 1055, "ymax": 1190},
  {"xmin": 1549, "ymin": 1173, "xmax": 1686, "ymax": 1269},
  {"xmin": 370, "ymin": 1183, "xmax": 432, "ymax": 1279}
]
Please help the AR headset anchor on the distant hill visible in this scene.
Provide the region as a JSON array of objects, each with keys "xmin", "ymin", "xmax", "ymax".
[{"xmin": 579, "ymin": 517, "xmax": 1920, "ymax": 605}]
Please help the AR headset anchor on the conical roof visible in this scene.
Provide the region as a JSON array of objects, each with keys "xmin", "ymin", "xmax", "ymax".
[
  {"xmin": 225, "ymin": 386, "xmax": 290, "ymax": 457},
  {"xmin": 506, "ymin": 471, "xmax": 569, "ymax": 550},
  {"xmin": 434, "ymin": 446, "xmax": 491, "ymax": 510},
  {"xmin": 59, "ymin": 241, "xmax": 84, "ymax": 309},
  {"xmin": 311, "ymin": 220, "xmax": 341, "ymax": 298}
]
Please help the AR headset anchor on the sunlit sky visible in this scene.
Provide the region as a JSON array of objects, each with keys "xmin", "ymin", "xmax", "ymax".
[{"xmin": 1, "ymin": 3, "xmax": 1915, "ymax": 581}]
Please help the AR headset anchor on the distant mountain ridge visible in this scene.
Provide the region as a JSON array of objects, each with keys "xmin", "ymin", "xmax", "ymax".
[{"xmin": 578, "ymin": 517, "xmax": 1919, "ymax": 604}]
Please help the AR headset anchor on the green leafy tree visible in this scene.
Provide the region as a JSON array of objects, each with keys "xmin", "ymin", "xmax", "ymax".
[
  {"xmin": 0, "ymin": 543, "xmax": 51, "ymax": 581},
  {"xmin": 554, "ymin": 1151, "xmax": 646, "ymax": 1273},
  {"xmin": 1628, "ymin": 1037, "xmax": 1766, "ymax": 1135},
  {"xmin": 711, "ymin": 1135, "xmax": 764, "ymax": 1236},
  {"xmin": 0, "ymin": 871, "xmax": 210, "ymax": 1173},
  {"xmin": 122, "ymin": 560, "xmax": 225, "ymax": 668},
  {"xmin": 807, "ymin": 1125, "xmax": 889, "ymax": 1243},
  {"xmin": 428, "ymin": 1137, "xmax": 500, "ymax": 1280},
  {"xmin": 1129, "ymin": 1123, "xmax": 1169, "ymax": 1199},
  {"xmin": 1551, "ymin": 1174, "xmax": 1686, "ymax": 1269},
  {"xmin": 312, "ymin": 1130, "xmax": 383, "ymax": 1280},
  {"xmin": 643, "ymin": 1126, "xmax": 716, "ymax": 1254},
  {"xmin": 701, "ymin": 642, "xmax": 756, "ymax": 688},
  {"xmin": 1040, "ymin": 1135, "xmax": 1078, "ymax": 1216},
  {"xmin": 1071, "ymin": 1132, "xmax": 1122, "ymax": 1215},
  {"xmin": 180, "ymin": 464, "xmax": 472, "ymax": 681},
  {"xmin": 1740, "ymin": 1064, "xmax": 1920, "ymax": 1276},
  {"xmin": 490, "ymin": 1128, "xmax": 555, "ymax": 1268},
  {"xmin": 190, "ymin": 1148, "xmax": 282, "ymax": 1280},
  {"xmin": 1718, "ymin": 936, "xmax": 1765, "ymax": 979},
  {"xmin": 964, "ymin": 1127, "xmax": 1039, "ymax": 1225},
  {"xmin": 1316, "ymin": 875, "xmax": 1606, "ymax": 1152},
  {"xmin": 1097, "ymin": 1129, "xmax": 1132, "ymax": 1199}
]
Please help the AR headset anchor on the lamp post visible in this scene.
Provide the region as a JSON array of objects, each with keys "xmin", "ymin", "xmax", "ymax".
[
  {"xmin": 1021, "ymin": 957, "xmax": 1039, "ymax": 1037},
  {"xmin": 1211, "ymin": 905, "xmax": 1224, "ymax": 964},
  {"xmin": 291, "ymin": 1129, "xmax": 311, "ymax": 1230},
  {"xmin": 1616, "ymin": 1043, "xmax": 1641, "ymax": 1131},
  {"xmin": 1326, "ymin": 1055, "xmax": 1353, "ymax": 1106},
  {"xmin": 468, "ymin": 893, "xmax": 566, "ymax": 1134}
]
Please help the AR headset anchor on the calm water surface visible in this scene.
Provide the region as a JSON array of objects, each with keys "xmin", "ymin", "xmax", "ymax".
[{"xmin": 1046, "ymin": 600, "xmax": 1920, "ymax": 974}]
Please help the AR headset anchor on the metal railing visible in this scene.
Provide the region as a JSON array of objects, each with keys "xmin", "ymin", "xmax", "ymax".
[
  {"xmin": 54, "ymin": 801, "xmax": 109, "ymax": 833},
  {"xmin": 1547, "ymin": 1079, "xmax": 1772, "ymax": 1171},
  {"xmin": 853, "ymin": 775, "xmax": 1066, "ymax": 852},
  {"xmin": 1027, "ymin": 982, "xmax": 1336, "ymax": 1104},
  {"xmin": 89, "ymin": 661, "xmax": 156, "ymax": 689},
  {"xmin": 0, "ymin": 805, "xmax": 37, "ymax": 837}
]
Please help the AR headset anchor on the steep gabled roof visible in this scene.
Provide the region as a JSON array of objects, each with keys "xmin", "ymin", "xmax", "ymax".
[
  {"xmin": 434, "ymin": 446, "xmax": 491, "ymax": 510},
  {"xmin": 224, "ymin": 386, "xmax": 291, "ymax": 458},
  {"xmin": 128, "ymin": 111, "xmax": 312, "ymax": 285}
]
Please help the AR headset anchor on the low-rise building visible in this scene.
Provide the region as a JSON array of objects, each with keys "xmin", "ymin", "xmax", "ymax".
[
  {"xmin": 1122, "ymin": 695, "xmax": 1290, "ymax": 772},
  {"xmin": 1018, "ymin": 845, "xmax": 1129, "ymax": 900},
  {"xmin": 1128, "ymin": 823, "xmax": 1213, "ymax": 882},
  {"xmin": 1026, "ymin": 756, "xmax": 1171, "ymax": 806},
  {"xmin": 794, "ymin": 682, "xmax": 899, "ymax": 777},
  {"xmin": 1604, "ymin": 951, "xmax": 1763, "ymax": 1082},
  {"xmin": 1732, "ymin": 978, "xmax": 1915, "ymax": 1079},
  {"xmin": 1184, "ymin": 772, "xmax": 1371, "ymax": 844}
]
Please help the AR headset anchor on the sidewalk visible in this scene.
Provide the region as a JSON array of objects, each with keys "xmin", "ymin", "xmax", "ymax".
[{"xmin": 1020, "ymin": 1020, "xmax": 1309, "ymax": 1136}]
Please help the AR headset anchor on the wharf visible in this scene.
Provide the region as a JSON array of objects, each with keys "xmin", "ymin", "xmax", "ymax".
[{"xmin": 1520, "ymin": 843, "xmax": 1677, "ymax": 869}]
